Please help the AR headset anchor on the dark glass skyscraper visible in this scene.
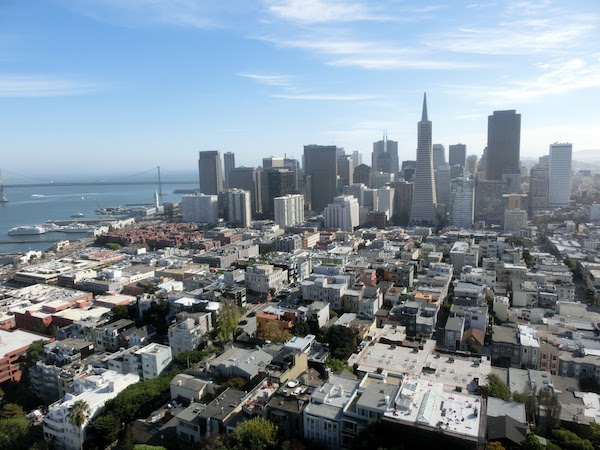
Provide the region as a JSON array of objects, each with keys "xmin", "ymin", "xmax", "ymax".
[
  {"xmin": 304, "ymin": 145, "xmax": 338, "ymax": 212},
  {"xmin": 223, "ymin": 151, "xmax": 235, "ymax": 189},
  {"xmin": 449, "ymin": 144, "xmax": 467, "ymax": 168},
  {"xmin": 198, "ymin": 150, "xmax": 223, "ymax": 195},
  {"xmin": 486, "ymin": 110, "xmax": 521, "ymax": 181},
  {"xmin": 409, "ymin": 93, "xmax": 437, "ymax": 227}
]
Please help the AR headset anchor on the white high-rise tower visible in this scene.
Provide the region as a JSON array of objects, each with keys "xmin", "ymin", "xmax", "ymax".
[
  {"xmin": 548, "ymin": 143, "xmax": 572, "ymax": 208},
  {"xmin": 409, "ymin": 93, "xmax": 438, "ymax": 227}
]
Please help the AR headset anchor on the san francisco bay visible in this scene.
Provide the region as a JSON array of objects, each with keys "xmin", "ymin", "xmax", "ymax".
[{"xmin": 0, "ymin": 174, "xmax": 198, "ymax": 254}]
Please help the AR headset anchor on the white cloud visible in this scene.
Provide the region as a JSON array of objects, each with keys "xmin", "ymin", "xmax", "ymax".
[
  {"xmin": 61, "ymin": 0, "xmax": 253, "ymax": 29},
  {"xmin": 266, "ymin": 0, "xmax": 386, "ymax": 24},
  {"xmin": 0, "ymin": 75, "xmax": 103, "ymax": 97},
  {"xmin": 428, "ymin": 2, "xmax": 598, "ymax": 56},
  {"xmin": 264, "ymin": 37, "xmax": 480, "ymax": 70},
  {"xmin": 238, "ymin": 73, "xmax": 295, "ymax": 87}
]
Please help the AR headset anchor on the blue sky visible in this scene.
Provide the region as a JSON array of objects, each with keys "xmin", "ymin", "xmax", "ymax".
[{"xmin": 1, "ymin": 0, "xmax": 599, "ymax": 177}]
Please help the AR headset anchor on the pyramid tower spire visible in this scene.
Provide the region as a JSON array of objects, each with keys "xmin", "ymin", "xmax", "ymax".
[{"xmin": 421, "ymin": 92, "xmax": 428, "ymax": 122}]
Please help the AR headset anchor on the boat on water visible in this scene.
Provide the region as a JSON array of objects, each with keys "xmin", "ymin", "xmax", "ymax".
[
  {"xmin": 59, "ymin": 223, "xmax": 97, "ymax": 233},
  {"xmin": 31, "ymin": 194, "xmax": 45, "ymax": 198},
  {"xmin": 71, "ymin": 212, "xmax": 85, "ymax": 218},
  {"xmin": 8, "ymin": 225, "xmax": 48, "ymax": 236}
]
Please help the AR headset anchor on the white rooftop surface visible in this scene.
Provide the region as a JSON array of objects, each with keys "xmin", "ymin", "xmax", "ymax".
[
  {"xmin": 577, "ymin": 391, "xmax": 600, "ymax": 422},
  {"xmin": 284, "ymin": 334, "xmax": 316, "ymax": 351},
  {"xmin": 384, "ymin": 377, "xmax": 482, "ymax": 439},
  {"xmin": 349, "ymin": 340, "xmax": 490, "ymax": 392},
  {"xmin": 0, "ymin": 329, "xmax": 50, "ymax": 356},
  {"xmin": 53, "ymin": 306, "xmax": 111, "ymax": 321},
  {"xmin": 518, "ymin": 325, "xmax": 541, "ymax": 348},
  {"xmin": 95, "ymin": 294, "xmax": 136, "ymax": 305},
  {"xmin": 9, "ymin": 284, "xmax": 87, "ymax": 302},
  {"xmin": 173, "ymin": 297, "xmax": 201, "ymax": 307}
]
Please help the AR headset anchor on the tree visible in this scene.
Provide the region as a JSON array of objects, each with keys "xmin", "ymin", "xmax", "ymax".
[
  {"xmin": 523, "ymin": 432, "xmax": 543, "ymax": 450},
  {"xmin": 291, "ymin": 321, "xmax": 310, "ymax": 337},
  {"xmin": 487, "ymin": 442, "xmax": 506, "ymax": 450},
  {"xmin": 105, "ymin": 242, "xmax": 121, "ymax": 251},
  {"xmin": 112, "ymin": 305, "xmax": 132, "ymax": 321},
  {"xmin": 551, "ymin": 428, "xmax": 594, "ymax": 450},
  {"xmin": 217, "ymin": 302, "xmax": 241, "ymax": 343},
  {"xmin": 539, "ymin": 390, "xmax": 561, "ymax": 434},
  {"xmin": 325, "ymin": 326, "xmax": 357, "ymax": 361},
  {"xmin": 227, "ymin": 417, "xmax": 278, "ymax": 450},
  {"xmin": 0, "ymin": 403, "xmax": 25, "ymax": 419},
  {"xmin": 24, "ymin": 340, "xmax": 47, "ymax": 367},
  {"xmin": 68, "ymin": 400, "xmax": 91, "ymax": 450},
  {"xmin": 260, "ymin": 320, "xmax": 292, "ymax": 343},
  {"xmin": 0, "ymin": 417, "xmax": 31, "ymax": 449},
  {"xmin": 222, "ymin": 376, "xmax": 247, "ymax": 390},
  {"xmin": 478, "ymin": 374, "xmax": 511, "ymax": 401},
  {"xmin": 326, "ymin": 358, "xmax": 352, "ymax": 373}
]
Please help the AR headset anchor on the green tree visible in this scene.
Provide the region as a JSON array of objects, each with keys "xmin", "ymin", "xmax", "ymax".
[
  {"xmin": 478, "ymin": 374, "xmax": 511, "ymax": 401},
  {"xmin": 174, "ymin": 347, "xmax": 215, "ymax": 368},
  {"xmin": 539, "ymin": 390, "xmax": 561, "ymax": 434},
  {"xmin": 216, "ymin": 302, "xmax": 241, "ymax": 343},
  {"xmin": 325, "ymin": 326, "xmax": 357, "ymax": 361},
  {"xmin": 68, "ymin": 400, "xmax": 91, "ymax": 450},
  {"xmin": 326, "ymin": 358, "xmax": 352, "ymax": 373},
  {"xmin": 112, "ymin": 305, "xmax": 132, "ymax": 321},
  {"xmin": 0, "ymin": 403, "xmax": 25, "ymax": 419},
  {"xmin": 523, "ymin": 432, "xmax": 543, "ymax": 450},
  {"xmin": 105, "ymin": 242, "xmax": 121, "ymax": 251},
  {"xmin": 222, "ymin": 377, "xmax": 247, "ymax": 390},
  {"xmin": 227, "ymin": 417, "xmax": 278, "ymax": 450},
  {"xmin": 291, "ymin": 321, "xmax": 310, "ymax": 337},
  {"xmin": 0, "ymin": 417, "xmax": 31, "ymax": 449},
  {"xmin": 551, "ymin": 428, "xmax": 594, "ymax": 450},
  {"xmin": 24, "ymin": 340, "xmax": 47, "ymax": 367}
]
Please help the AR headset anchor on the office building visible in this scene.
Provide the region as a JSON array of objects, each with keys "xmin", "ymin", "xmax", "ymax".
[
  {"xmin": 44, "ymin": 371, "xmax": 140, "ymax": 450},
  {"xmin": 432, "ymin": 144, "xmax": 446, "ymax": 170},
  {"xmin": 338, "ymin": 154, "xmax": 354, "ymax": 190},
  {"xmin": 377, "ymin": 185, "xmax": 395, "ymax": 220},
  {"xmin": 548, "ymin": 143, "xmax": 572, "ymax": 207},
  {"xmin": 353, "ymin": 164, "xmax": 371, "ymax": 186},
  {"xmin": 182, "ymin": 194, "xmax": 219, "ymax": 225},
  {"xmin": 486, "ymin": 110, "xmax": 521, "ymax": 181},
  {"xmin": 229, "ymin": 167, "xmax": 262, "ymax": 214},
  {"xmin": 227, "ymin": 189, "xmax": 252, "ymax": 228},
  {"xmin": 435, "ymin": 164, "xmax": 450, "ymax": 207},
  {"xmin": 466, "ymin": 154, "xmax": 478, "ymax": 176},
  {"xmin": 529, "ymin": 164, "xmax": 549, "ymax": 211},
  {"xmin": 504, "ymin": 209, "xmax": 528, "ymax": 232},
  {"xmin": 198, "ymin": 150, "xmax": 223, "ymax": 195},
  {"xmin": 391, "ymin": 180, "xmax": 413, "ymax": 225},
  {"xmin": 324, "ymin": 195, "xmax": 359, "ymax": 231},
  {"xmin": 304, "ymin": 145, "xmax": 338, "ymax": 212},
  {"xmin": 409, "ymin": 93, "xmax": 438, "ymax": 227},
  {"xmin": 474, "ymin": 180, "xmax": 506, "ymax": 225},
  {"xmin": 372, "ymin": 133, "xmax": 399, "ymax": 174},
  {"xmin": 351, "ymin": 150, "xmax": 363, "ymax": 168},
  {"xmin": 223, "ymin": 152, "xmax": 235, "ymax": 189},
  {"xmin": 274, "ymin": 194, "xmax": 305, "ymax": 228},
  {"xmin": 449, "ymin": 177, "xmax": 475, "ymax": 229},
  {"xmin": 449, "ymin": 144, "xmax": 467, "ymax": 168},
  {"xmin": 262, "ymin": 168, "xmax": 296, "ymax": 217}
]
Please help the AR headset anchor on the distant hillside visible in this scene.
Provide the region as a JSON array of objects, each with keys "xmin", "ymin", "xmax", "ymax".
[{"xmin": 573, "ymin": 149, "xmax": 600, "ymax": 163}]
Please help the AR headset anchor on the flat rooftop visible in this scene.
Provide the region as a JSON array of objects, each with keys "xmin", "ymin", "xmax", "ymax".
[{"xmin": 0, "ymin": 329, "xmax": 50, "ymax": 357}]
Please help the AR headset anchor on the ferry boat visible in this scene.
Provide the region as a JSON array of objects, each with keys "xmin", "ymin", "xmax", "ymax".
[
  {"xmin": 71, "ymin": 212, "xmax": 85, "ymax": 218},
  {"xmin": 8, "ymin": 225, "xmax": 48, "ymax": 235},
  {"xmin": 59, "ymin": 223, "xmax": 97, "ymax": 233}
]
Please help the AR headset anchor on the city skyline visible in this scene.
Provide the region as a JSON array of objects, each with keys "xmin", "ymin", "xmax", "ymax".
[{"xmin": 2, "ymin": 0, "xmax": 599, "ymax": 175}]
